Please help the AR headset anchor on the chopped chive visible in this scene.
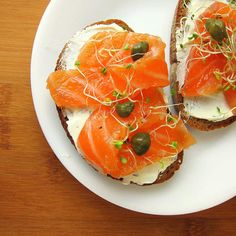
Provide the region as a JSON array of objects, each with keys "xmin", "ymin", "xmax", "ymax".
[
  {"xmin": 224, "ymin": 85, "xmax": 231, "ymax": 91},
  {"xmin": 170, "ymin": 141, "xmax": 178, "ymax": 149},
  {"xmin": 101, "ymin": 67, "xmax": 107, "ymax": 75},
  {"xmin": 74, "ymin": 60, "xmax": 80, "ymax": 66},
  {"xmin": 120, "ymin": 156, "xmax": 128, "ymax": 164},
  {"xmin": 188, "ymin": 33, "xmax": 198, "ymax": 40},
  {"xmin": 180, "ymin": 43, "xmax": 184, "ymax": 49},
  {"xmin": 167, "ymin": 114, "xmax": 178, "ymax": 124},
  {"xmin": 113, "ymin": 140, "xmax": 124, "ymax": 150},
  {"xmin": 191, "ymin": 14, "xmax": 195, "ymax": 20},
  {"xmin": 128, "ymin": 124, "xmax": 135, "ymax": 131},
  {"xmin": 159, "ymin": 161, "xmax": 165, "ymax": 169},
  {"xmin": 125, "ymin": 63, "xmax": 133, "ymax": 69},
  {"xmin": 213, "ymin": 71, "xmax": 222, "ymax": 80},
  {"xmin": 146, "ymin": 97, "xmax": 151, "ymax": 103},
  {"xmin": 167, "ymin": 116, "xmax": 174, "ymax": 123},
  {"xmin": 217, "ymin": 106, "xmax": 221, "ymax": 113},
  {"xmin": 112, "ymin": 91, "xmax": 123, "ymax": 99},
  {"xmin": 123, "ymin": 43, "xmax": 130, "ymax": 50},
  {"xmin": 171, "ymin": 88, "xmax": 176, "ymax": 96}
]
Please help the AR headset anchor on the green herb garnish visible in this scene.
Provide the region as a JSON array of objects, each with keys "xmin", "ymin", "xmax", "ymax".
[
  {"xmin": 120, "ymin": 156, "xmax": 128, "ymax": 164},
  {"xmin": 113, "ymin": 140, "xmax": 124, "ymax": 150},
  {"xmin": 228, "ymin": 0, "xmax": 236, "ymax": 5},
  {"xmin": 146, "ymin": 97, "xmax": 151, "ymax": 103},
  {"xmin": 159, "ymin": 161, "xmax": 165, "ymax": 169},
  {"xmin": 213, "ymin": 71, "xmax": 222, "ymax": 80},
  {"xmin": 101, "ymin": 67, "xmax": 107, "ymax": 75},
  {"xmin": 112, "ymin": 91, "xmax": 123, "ymax": 99},
  {"xmin": 188, "ymin": 33, "xmax": 198, "ymax": 40},
  {"xmin": 128, "ymin": 124, "xmax": 135, "ymax": 131},
  {"xmin": 171, "ymin": 88, "xmax": 176, "ymax": 96},
  {"xmin": 170, "ymin": 141, "xmax": 178, "ymax": 149},
  {"xmin": 167, "ymin": 116, "xmax": 174, "ymax": 123},
  {"xmin": 224, "ymin": 85, "xmax": 231, "ymax": 91},
  {"xmin": 125, "ymin": 63, "xmax": 133, "ymax": 69},
  {"xmin": 167, "ymin": 114, "xmax": 178, "ymax": 124},
  {"xmin": 123, "ymin": 43, "xmax": 130, "ymax": 50},
  {"xmin": 74, "ymin": 60, "xmax": 80, "ymax": 66}
]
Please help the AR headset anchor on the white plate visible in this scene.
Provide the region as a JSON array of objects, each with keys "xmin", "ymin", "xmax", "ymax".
[{"xmin": 31, "ymin": 0, "xmax": 236, "ymax": 215}]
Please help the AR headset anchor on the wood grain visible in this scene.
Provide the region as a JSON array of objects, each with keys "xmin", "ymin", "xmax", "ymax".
[{"xmin": 0, "ymin": 1, "xmax": 235, "ymax": 235}]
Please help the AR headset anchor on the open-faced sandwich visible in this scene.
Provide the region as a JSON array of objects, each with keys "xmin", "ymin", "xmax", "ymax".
[
  {"xmin": 171, "ymin": 0, "xmax": 236, "ymax": 130},
  {"xmin": 47, "ymin": 19, "xmax": 195, "ymax": 185}
]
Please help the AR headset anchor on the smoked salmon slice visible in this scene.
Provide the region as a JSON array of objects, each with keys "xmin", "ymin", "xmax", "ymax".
[
  {"xmin": 47, "ymin": 31, "xmax": 169, "ymax": 109},
  {"xmin": 196, "ymin": 2, "xmax": 236, "ymax": 32},
  {"xmin": 78, "ymin": 31, "xmax": 169, "ymax": 91},
  {"xmin": 118, "ymin": 118, "xmax": 195, "ymax": 178},
  {"xmin": 47, "ymin": 69, "xmax": 114, "ymax": 108},
  {"xmin": 181, "ymin": 47, "xmax": 227, "ymax": 97},
  {"xmin": 181, "ymin": 2, "xmax": 236, "ymax": 113},
  {"xmin": 78, "ymin": 88, "xmax": 195, "ymax": 178}
]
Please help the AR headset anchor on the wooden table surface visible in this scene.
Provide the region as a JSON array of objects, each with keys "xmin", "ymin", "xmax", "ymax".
[{"xmin": 1, "ymin": 1, "xmax": 236, "ymax": 235}]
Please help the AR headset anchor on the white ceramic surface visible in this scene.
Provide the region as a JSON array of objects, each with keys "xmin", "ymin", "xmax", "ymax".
[{"xmin": 31, "ymin": 0, "xmax": 236, "ymax": 215}]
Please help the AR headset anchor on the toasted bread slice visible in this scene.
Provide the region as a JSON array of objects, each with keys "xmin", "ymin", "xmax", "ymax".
[
  {"xmin": 170, "ymin": 0, "xmax": 236, "ymax": 131},
  {"xmin": 55, "ymin": 19, "xmax": 184, "ymax": 185}
]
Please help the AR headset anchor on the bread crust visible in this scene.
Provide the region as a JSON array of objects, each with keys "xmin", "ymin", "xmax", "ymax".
[
  {"xmin": 170, "ymin": 0, "xmax": 236, "ymax": 131},
  {"xmin": 55, "ymin": 19, "xmax": 184, "ymax": 185}
]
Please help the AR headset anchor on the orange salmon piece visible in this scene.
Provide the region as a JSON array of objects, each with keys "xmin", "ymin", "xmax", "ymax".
[
  {"xmin": 111, "ymin": 87, "xmax": 167, "ymax": 130},
  {"xmin": 78, "ymin": 31, "xmax": 128, "ymax": 69},
  {"xmin": 77, "ymin": 31, "xmax": 169, "ymax": 92},
  {"xmin": 116, "ymin": 116, "xmax": 195, "ymax": 178},
  {"xmin": 183, "ymin": 2, "xmax": 236, "ymax": 98},
  {"xmin": 108, "ymin": 32, "xmax": 169, "ymax": 89},
  {"xmin": 78, "ymin": 88, "xmax": 195, "ymax": 178},
  {"xmin": 181, "ymin": 47, "xmax": 227, "ymax": 97},
  {"xmin": 78, "ymin": 107, "xmax": 128, "ymax": 176},
  {"xmin": 47, "ymin": 69, "xmax": 114, "ymax": 108},
  {"xmin": 229, "ymin": 10, "xmax": 236, "ymax": 28},
  {"xmin": 195, "ymin": 2, "xmax": 232, "ymax": 33}
]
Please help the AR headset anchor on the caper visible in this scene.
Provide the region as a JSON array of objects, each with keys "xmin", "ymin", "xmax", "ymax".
[
  {"xmin": 131, "ymin": 132, "xmax": 151, "ymax": 156},
  {"xmin": 131, "ymin": 41, "xmax": 149, "ymax": 61},
  {"xmin": 205, "ymin": 18, "xmax": 227, "ymax": 42},
  {"xmin": 115, "ymin": 101, "xmax": 135, "ymax": 118}
]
